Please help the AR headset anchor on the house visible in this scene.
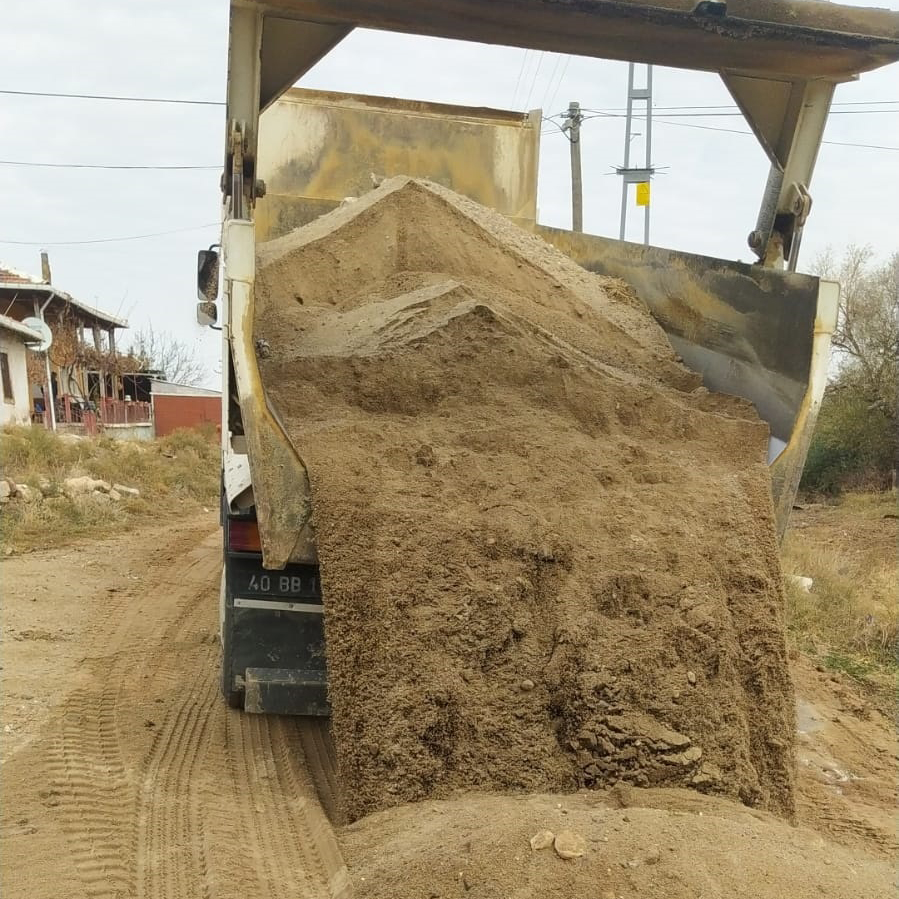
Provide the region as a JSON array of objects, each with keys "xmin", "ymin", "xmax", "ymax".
[
  {"xmin": 0, "ymin": 254, "xmax": 151, "ymax": 435},
  {"xmin": 151, "ymin": 381, "xmax": 222, "ymax": 438},
  {"xmin": 0, "ymin": 314, "xmax": 42, "ymax": 426}
]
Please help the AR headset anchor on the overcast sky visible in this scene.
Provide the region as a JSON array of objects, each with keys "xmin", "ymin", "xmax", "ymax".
[{"xmin": 1, "ymin": 0, "xmax": 897, "ymax": 386}]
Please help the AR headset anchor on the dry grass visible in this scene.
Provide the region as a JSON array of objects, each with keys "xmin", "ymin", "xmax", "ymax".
[
  {"xmin": 0, "ymin": 425, "xmax": 219, "ymax": 552},
  {"xmin": 782, "ymin": 491, "xmax": 897, "ymax": 692}
]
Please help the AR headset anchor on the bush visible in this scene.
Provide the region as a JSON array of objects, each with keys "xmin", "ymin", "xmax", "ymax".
[
  {"xmin": 0, "ymin": 425, "xmax": 220, "ymax": 551},
  {"xmin": 801, "ymin": 387, "xmax": 896, "ymax": 495},
  {"xmin": 0, "ymin": 424, "xmax": 83, "ymax": 476}
]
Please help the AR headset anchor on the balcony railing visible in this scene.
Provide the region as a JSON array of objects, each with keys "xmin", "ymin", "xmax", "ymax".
[
  {"xmin": 42, "ymin": 395, "xmax": 153, "ymax": 432},
  {"xmin": 98, "ymin": 397, "xmax": 152, "ymax": 425}
]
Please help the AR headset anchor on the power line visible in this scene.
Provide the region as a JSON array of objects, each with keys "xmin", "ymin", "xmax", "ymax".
[
  {"xmin": 701, "ymin": 109, "xmax": 897, "ymax": 117},
  {"xmin": 0, "ymin": 88, "xmax": 224, "ymax": 106},
  {"xmin": 542, "ymin": 116, "xmax": 573, "ymax": 142},
  {"xmin": 0, "ymin": 159, "xmax": 218, "ymax": 171},
  {"xmin": 823, "ymin": 138, "xmax": 899, "ymax": 151},
  {"xmin": 650, "ymin": 117, "xmax": 899, "ymax": 151},
  {"xmin": 578, "ymin": 108, "xmax": 898, "ymax": 119},
  {"xmin": 4, "ymin": 89, "xmax": 894, "ymax": 169},
  {"xmin": 540, "ymin": 54, "xmax": 563, "ymax": 110},
  {"xmin": 829, "ymin": 100, "xmax": 899, "ymax": 106},
  {"xmin": 511, "ymin": 50, "xmax": 530, "ymax": 108},
  {"xmin": 547, "ymin": 100, "xmax": 899, "ymax": 116},
  {"xmin": 523, "ymin": 51, "xmax": 546, "ymax": 110},
  {"xmin": 5, "ymin": 87, "xmax": 896, "ymax": 114},
  {"xmin": 543, "ymin": 113, "xmax": 899, "ymax": 151},
  {"xmin": 546, "ymin": 59, "xmax": 572, "ymax": 115},
  {"xmin": 0, "ymin": 223, "xmax": 220, "ymax": 247}
]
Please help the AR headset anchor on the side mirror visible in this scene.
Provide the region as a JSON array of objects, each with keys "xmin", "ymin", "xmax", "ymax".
[
  {"xmin": 197, "ymin": 247, "xmax": 220, "ymax": 302},
  {"xmin": 196, "ymin": 301, "xmax": 218, "ymax": 327}
]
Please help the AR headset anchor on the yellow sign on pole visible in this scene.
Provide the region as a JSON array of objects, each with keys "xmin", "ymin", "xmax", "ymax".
[{"xmin": 636, "ymin": 182, "xmax": 651, "ymax": 207}]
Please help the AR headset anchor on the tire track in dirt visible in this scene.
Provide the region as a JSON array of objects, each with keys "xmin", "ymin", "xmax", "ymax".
[
  {"xmin": 124, "ymin": 529, "xmax": 349, "ymax": 899},
  {"xmin": 264, "ymin": 716, "xmax": 353, "ymax": 899},
  {"xmin": 80, "ymin": 519, "xmax": 219, "ymax": 652},
  {"xmin": 2, "ymin": 518, "xmax": 352, "ymax": 899},
  {"xmin": 43, "ymin": 684, "xmax": 136, "ymax": 898},
  {"xmin": 46, "ymin": 531, "xmax": 222, "ymax": 899},
  {"xmin": 135, "ymin": 648, "xmax": 218, "ymax": 899},
  {"xmin": 798, "ymin": 796, "xmax": 898, "ymax": 855},
  {"xmin": 131, "ymin": 531, "xmax": 227, "ymax": 899},
  {"xmin": 195, "ymin": 684, "xmax": 351, "ymax": 898},
  {"xmin": 299, "ymin": 718, "xmax": 345, "ymax": 824}
]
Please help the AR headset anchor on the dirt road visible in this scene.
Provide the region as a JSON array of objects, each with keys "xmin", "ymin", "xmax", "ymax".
[
  {"xmin": 0, "ymin": 512, "xmax": 350, "ymax": 899},
  {"xmin": 1, "ymin": 515, "xmax": 894, "ymax": 898}
]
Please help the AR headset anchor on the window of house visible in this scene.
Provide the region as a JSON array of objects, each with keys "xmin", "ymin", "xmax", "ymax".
[{"xmin": 0, "ymin": 352, "xmax": 13, "ymax": 404}]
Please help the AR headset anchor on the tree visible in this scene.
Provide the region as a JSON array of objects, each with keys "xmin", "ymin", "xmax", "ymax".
[
  {"xmin": 127, "ymin": 325, "xmax": 208, "ymax": 387},
  {"xmin": 802, "ymin": 245, "xmax": 898, "ymax": 494},
  {"xmin": 813, "ymin": 245, "xmax": 898, "ymax": 417}
]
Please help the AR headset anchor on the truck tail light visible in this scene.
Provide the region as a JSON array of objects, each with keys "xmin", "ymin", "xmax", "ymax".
[{"xmin": 228, "ymin": 518, "xmax": 262, "ymax": 553}]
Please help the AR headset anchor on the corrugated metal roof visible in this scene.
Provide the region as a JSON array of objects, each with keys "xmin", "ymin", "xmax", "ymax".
[{"xmin": 150, "ymin": 380, "xmax": 221, "ymax": 397}]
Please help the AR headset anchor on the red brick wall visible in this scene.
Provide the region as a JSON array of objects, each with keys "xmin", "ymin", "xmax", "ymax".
[{"xmin": 153, "ymin": 394, "xmax": 221, "ymax": 437}]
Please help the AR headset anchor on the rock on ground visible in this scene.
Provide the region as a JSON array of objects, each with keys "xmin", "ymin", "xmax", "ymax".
[
  {"xmin": 529, "ymin": 829, "xmax": 555, "ymax": 851},
  {"xmin": 64, "ymin": 476, "xmax": 112, "ymax": 497},
  {"xmin": 0, "ymin": 478, "xmax": 15, "ymax": 502},
  {"xmin": 553, "ymin": 829, "xmax": 587, "ymax": 859},
  {"xmin": 14, "ymin": 485, "xmax": 38, "ymax": 504}
]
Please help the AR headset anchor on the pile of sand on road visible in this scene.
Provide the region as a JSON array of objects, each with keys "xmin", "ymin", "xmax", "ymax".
[
  {"xmin": 342, "ymin": 788, "xmax": 892, "ymax": 899},
  {"xmin": 255, "ymin": 178, "xmax": 795, "ymax": 822}
]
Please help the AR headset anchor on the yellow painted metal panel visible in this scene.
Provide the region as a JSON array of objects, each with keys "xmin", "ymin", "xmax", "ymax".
[
  {"xmin": 256, "ymin": 89, "xmax": 540, "ymax": 241},
  {"xmin": 533, "ymin": 224, "xmax": 837, "ymax": 537}
]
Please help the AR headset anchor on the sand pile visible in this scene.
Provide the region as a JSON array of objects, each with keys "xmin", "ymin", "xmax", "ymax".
[
  {"xmin": 254, "ymin": 178, "xmax": 795, "ymax": 822},
  {"xmin": 341, "ymin": 788, "xmax": 892, "ymax": 899}
]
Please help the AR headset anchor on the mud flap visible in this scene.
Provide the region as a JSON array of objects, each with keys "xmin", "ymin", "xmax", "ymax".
[{"xmin": 244, "ymin": 667, "xmax": 329, "ymax": 716}]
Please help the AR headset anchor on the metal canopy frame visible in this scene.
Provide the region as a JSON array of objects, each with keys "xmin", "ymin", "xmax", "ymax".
[{"xmin": 228, "ymin": 0, "xmax": 899, "ymax": 266}]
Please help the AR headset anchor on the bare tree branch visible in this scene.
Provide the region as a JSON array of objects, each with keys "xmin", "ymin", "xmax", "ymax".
[
  {"xmin": 811, "ymin": 245, "xmax": 898, "ymax": 419},
  {"xmin": 126, "ymin": 325, "xmax": 208, "ymax": 387}
]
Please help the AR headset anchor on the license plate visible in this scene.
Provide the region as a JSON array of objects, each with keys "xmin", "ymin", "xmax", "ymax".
[{"xmin": 229, "ymin": 557, "xmax": 321, "ymax": 600}]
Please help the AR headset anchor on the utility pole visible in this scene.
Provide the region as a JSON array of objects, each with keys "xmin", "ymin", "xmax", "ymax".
[
  {"xmin": 562, "ymin": 101, "xmax": 584, "ymax": 232},
  {"xmin": 616, "ymin": 64, "xmax": 655, "ymax": 245}
]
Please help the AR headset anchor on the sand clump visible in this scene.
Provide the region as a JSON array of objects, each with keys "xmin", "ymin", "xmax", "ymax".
[{"xmin": 254, "ymin": 177, "xmax": 795, "ymax": 822}]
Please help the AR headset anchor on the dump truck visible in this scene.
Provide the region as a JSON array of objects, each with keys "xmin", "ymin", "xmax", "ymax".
[{"xmin": 197, "ymin": 0, "xmax": 899, "ymax": 715}]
